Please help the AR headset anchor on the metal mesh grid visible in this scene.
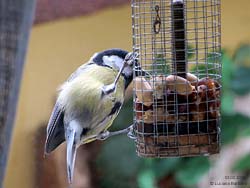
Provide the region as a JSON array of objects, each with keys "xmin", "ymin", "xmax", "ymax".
[
  {"xmin": 132, "ymin": 0, "xmax": 221, "ymax": 157},
  {"xmin": 0, "ymin": 1, "xmax": 36, "ymax": 184}
]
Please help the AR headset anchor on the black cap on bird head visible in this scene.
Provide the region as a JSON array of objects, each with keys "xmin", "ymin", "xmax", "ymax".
[
  {"xmin": 92, "ymin": 48, "xmax": 145, "ymax": 89},
  {"xmin": 92, "ymin": 48, "xmax": 129, "ymax": 65},
  {"xmin": 92, "ymin": 49, "xmax": 130, "ymax": 88}
]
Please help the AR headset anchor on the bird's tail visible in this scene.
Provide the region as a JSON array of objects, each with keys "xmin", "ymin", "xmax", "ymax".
[{"xmin": 66, "ymin": 127, "xmax": 77, "ymax": 184}]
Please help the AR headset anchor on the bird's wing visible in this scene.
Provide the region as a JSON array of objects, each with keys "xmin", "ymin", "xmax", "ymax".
[
  {"xmin": 45, "ymin": 62, "xmax": 96, "ymax": 154},
  {"xmin": 67, "ymin": 62, "xmax": 93, "ymax": 82},
  {"xmin": 45, "ymin": 103, "xmax": 65, "ymax": 154}
]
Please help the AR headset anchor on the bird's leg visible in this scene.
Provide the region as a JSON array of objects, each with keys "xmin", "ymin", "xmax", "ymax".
[
  {"xmin": 102, "ymin": 52, "xmax": 137, "ymax": 95},
  {"xmin": 96, "ymin": 124, "xmax": 135, "ymax": 140}
]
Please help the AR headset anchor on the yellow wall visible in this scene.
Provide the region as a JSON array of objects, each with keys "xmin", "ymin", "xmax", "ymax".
[
  {"xmin": 222, "ymin": 0, "xmax": 250, "ymax": 51},
  {"xmin": 3, "ymin": 1, "xmax": 250, "ymax": 188}
]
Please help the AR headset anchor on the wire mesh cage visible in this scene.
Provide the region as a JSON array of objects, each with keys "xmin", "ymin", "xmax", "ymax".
[{"xmin": 132, "ymin": 0, "xmax": 221, "ymax": 157}]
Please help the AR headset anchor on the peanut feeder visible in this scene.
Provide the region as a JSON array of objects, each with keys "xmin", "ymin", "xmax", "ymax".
[{"xmin": 131, "ymin": 0, "xmax": 221, "ymax": 157}]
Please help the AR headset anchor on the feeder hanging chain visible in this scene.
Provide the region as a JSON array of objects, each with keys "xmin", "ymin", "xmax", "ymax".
[{"xmin": 153, "ymin": 5, "xmax": 161, "ymax": 34}]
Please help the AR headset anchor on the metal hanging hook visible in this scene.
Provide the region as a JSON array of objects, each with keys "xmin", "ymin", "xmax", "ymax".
[{"xmin": 153, "ymin": 5, "xmax": 161, "ymax": 34}]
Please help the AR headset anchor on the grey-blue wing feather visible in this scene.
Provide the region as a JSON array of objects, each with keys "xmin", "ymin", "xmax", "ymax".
[
  {"xmin": 45, "ymin": 63, "xmax": 92, "ymax": 153},
  {"xmin": 45, "ymin": 103, "xmax": 65, "ymax": 154},
  {"xmin": 67, "ymin": 62, "xmax": 93, "ymax": 82}
]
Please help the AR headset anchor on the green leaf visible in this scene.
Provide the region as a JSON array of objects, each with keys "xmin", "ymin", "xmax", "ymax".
[
  {"xmin": 232, "ymin": 154, "xmax": 250, "ymax": 172},
  {"xmin": 143, "ymin": 158, "xmax": 154, "ymax": 167},
  {"xmin": 152, "ymin": 50, "xmax": 171, "ymax": 74},
  {"xmin": 187, "ymin": 45, "xmax": 195, "ymax": 60},
  {"xmin": 189, "ymin": 63, "xmax": 218, "ymax": 77},
  {"xmin": 138, "ymin": 169, "xmax": 157, "ymax": 188},
  {"xmin": 230, "ymin": 45, "xmax": 250, "ymax": 95},
  {"xmin": 231, "ymin": 67, "xmax": 250, "ymax": 95},
  {"xmin": 239, "ymin": 127, "xmax": 250, "ymax": 137},
  {"xmin": 97, "ymin": 136, "xmax": 141, "ymax": 178},
  {"xmin": 221, "ymin": 120, "xmax": 238, "ymax": 145},
  {"xmin": 221, "ymin": 114, "xmax": 250, "ymax": 145},
  {"xmin": 221, "ymin": 92, "xmax": 234, "ymax": 115},
  {"xmin": 222, "ymin": 52, "xmax": 233, "ymax": 89},
  {"xmin": 175, "ymin": 157, "xmax": 210, "ymax": 186},
  {"xmin": 152, "ymin": 158, "xmax": 183, "ymax": 179},
  {"xmin": 233, "ymin": 44, "xmax": 250, "ymax": 66}
]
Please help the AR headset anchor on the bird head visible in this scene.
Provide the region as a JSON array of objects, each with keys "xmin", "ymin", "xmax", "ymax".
[{"xmin": 91, "ymin": 48, "xmax": 144, "ymax": 89}]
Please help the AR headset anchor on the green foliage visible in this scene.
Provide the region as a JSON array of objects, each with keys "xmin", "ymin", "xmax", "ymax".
[
  {"xmin": 220, "ymin": 46, "xmax": 250, "ymax": 176},
  {"xmin": 138, "ymin": 158, "xmax": 184, "ymax": 188},
  {"xmin": 152, "ymin": 45, "xmax": 195, "ymax": 75},
  {"xmin": 190, "ymin": 63, "xmax": 218, "ymax": 76},
  {"xmin": 220, "ymin": 48, "xmax": 250, "ymax": 144},
  {"xmin": 221, "ymin": 93, "xmax": 234, "ymax": 115},
  {"xmin": 96, "ymin": 99, "xmax": 141, "ymax": 188},
  {"xmin": 138, "ymin": 169, "xmax": 157, "ymax": 188},
  {"xmin": 152, "ymin": 53, "xmax": 171, "ymax": 74},
  {"xmin": 221, "ymin": 52, "xmax": 235, "ymax": 115},
  {"xmin": 96, "ymin": 135, "xmax": 141, "ymax": 188},
  {"xmin": 222, "ymin": 52, "xmax": 233, "ymax": 90},
  {"xmin": 151, "ymin": 158, "xmax": 183, "ymax": 179},
  {"xmin": 187, "ymin": 45, "xmax": 195, "ymax": 59},
  {"xmin": 175, "ymin": 157, "xmax": 210, "ymax": 187},
  {"xmin": 233, "ymin": 44, "xmax": 250, "ymax": 66},
  {"xmin": 231, "ymin": 45, "xmax": 250, "ymax": 95},
  {"xmin": 221, "ymin": 114, "xmax": 250, "ymax": 145},
  {"xmin": 232, "ymin": 154, "xmax": 250, "ymax": 172},
  {"xmin": 231, "ymin": 67, "xmax": 250, "ymax": 95}
]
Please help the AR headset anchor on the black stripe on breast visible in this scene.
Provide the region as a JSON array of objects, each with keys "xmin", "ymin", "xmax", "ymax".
[
  {"xmin": 80, "ymin": 101, "xmax": 123, "ymax": 139},
  {"xmin": 80, "ymin": 128, "xmax": 90, "ymax": 137},
  {"xmin": 109, "ymin": 101, "xmax": 122, "ymax": 116}
]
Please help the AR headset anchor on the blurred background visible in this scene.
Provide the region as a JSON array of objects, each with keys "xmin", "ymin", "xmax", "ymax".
[{"xmin": 3, "ymin": 0, "xmax": 250, "ymax": 187}]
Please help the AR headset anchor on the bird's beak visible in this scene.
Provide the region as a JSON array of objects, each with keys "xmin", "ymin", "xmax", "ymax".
[
  {"xmin": 135, "ymin": 69, "xmax": 147, "ymax": 76},
  {"xmin": 126, "ymin": 51, "xmax": 150, "ymax": 77},
  {"xmin": 134, "ymin": 65, "xmax": 149, "ymax": 77}
]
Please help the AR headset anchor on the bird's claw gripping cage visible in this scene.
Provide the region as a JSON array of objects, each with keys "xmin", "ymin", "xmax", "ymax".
[{"xmin": 131, "ymin": 0, "xmax": 221, "ymax": 157}]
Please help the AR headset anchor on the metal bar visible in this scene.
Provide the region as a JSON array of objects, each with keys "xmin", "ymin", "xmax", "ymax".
[
  {"xmin": 172, "ymin": 0, "xmax": 186, "ymax": 78},
  {"xmin": 0, "ymin": 0, "xmax": 36, "ymax": 186}
]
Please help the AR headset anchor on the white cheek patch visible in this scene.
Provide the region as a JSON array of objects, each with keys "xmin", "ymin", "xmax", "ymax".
[
  {"xmin": 102, "ymin": 56, "xmax": 111, "ymax": 66},
  {"xmin": 102, "ymin": 55, "xmax": 133, "ymax": 77},
  {"xmin": 102, "ymin": 55, "xmax": 124, "ymax": 70}
]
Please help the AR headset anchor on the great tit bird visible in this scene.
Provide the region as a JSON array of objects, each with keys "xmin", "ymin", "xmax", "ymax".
[{"xmin": 45, "ymin": 49, "xmax": 140, "ymax": 184}]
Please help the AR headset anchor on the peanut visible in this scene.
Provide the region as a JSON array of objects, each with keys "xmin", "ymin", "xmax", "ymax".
[
  {"xmin": 134, "ymin": 77, "xmax": 153, "ymax": 106},
  {"xmin": 166, "ymin": 75, "xmax": 193, "ymax": 95}
]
